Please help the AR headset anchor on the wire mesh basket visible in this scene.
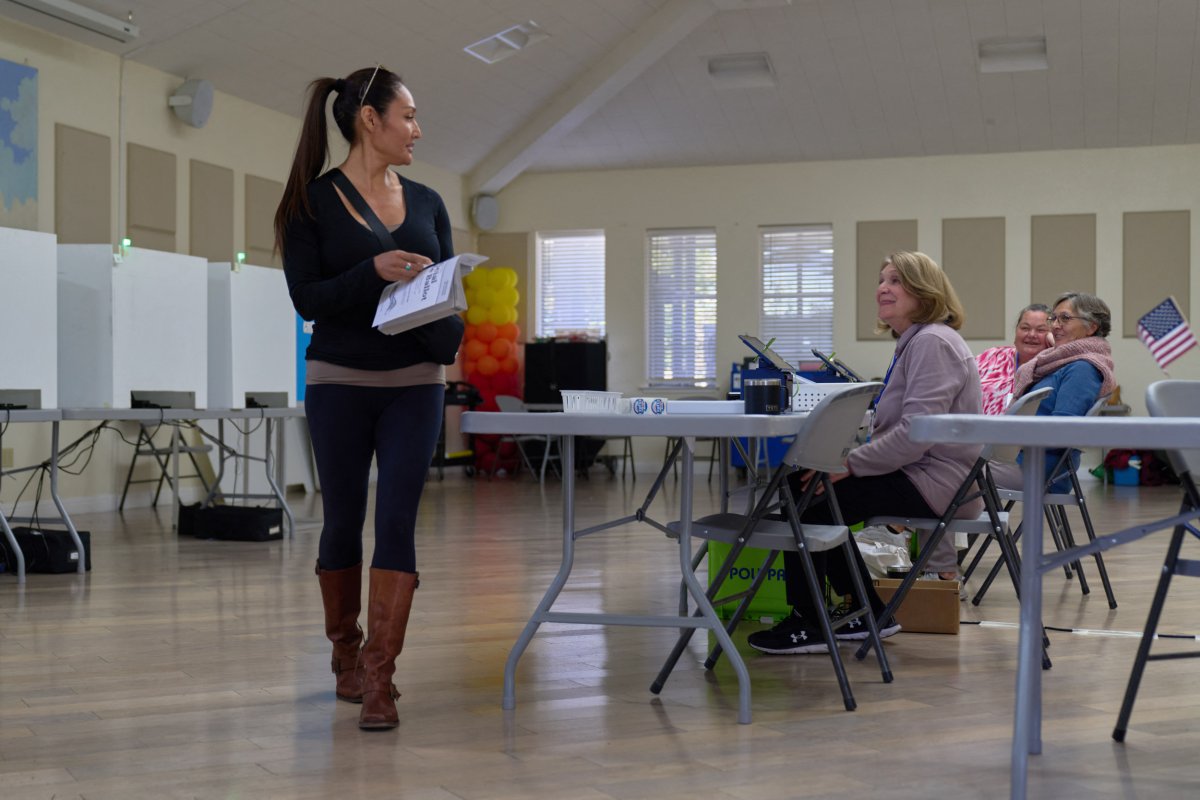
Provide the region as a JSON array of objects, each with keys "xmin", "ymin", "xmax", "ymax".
[
  {"xmin": 560, "ymin": 390, "xmax": 623, "ymax": 414},
  {"xmin": 792, "ymin": 382, "xmax": 851, "ymax": 413}
]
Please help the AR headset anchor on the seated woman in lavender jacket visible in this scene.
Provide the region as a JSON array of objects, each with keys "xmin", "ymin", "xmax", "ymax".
[{"xmin": 749, "ymin": 251, "xmax": 983, "ymax": 655}]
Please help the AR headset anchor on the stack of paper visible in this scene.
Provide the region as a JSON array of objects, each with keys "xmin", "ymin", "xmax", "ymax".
[{"xmin": 373, "ymin": 253, "xmax": 487, "ymax": 335}]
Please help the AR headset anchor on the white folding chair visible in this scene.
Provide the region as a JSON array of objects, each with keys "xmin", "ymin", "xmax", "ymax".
[
  {"xmin": 652, "ymin": 382, "xmax": 892, "ymax": 712},
  {"xmin": 856, "ymin": 387, "xmax": 1054, "ymax": 667},
  {"xmin": 1113, "ymin": 380, "xmax": 1200, "ymax": 741},
  {"xmin": 966, "ymin": 394, "xmax": 1118, "ymax": 609},
  {"xmin": 493, "ymin": 395, "xmax": 561, "ymax": 482}
]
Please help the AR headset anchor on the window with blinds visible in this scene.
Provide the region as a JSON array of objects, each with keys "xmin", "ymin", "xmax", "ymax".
[
  {"xmin": 760, "ymin": 224, "xmax": 834, "ymax": 365},
  {"xmin": 535, "ymin": 231, "xmax": 606, "ymax": 338},
  {"xmin": 646, "ymin": 228, "xmax": 718, "ymax": 387}
]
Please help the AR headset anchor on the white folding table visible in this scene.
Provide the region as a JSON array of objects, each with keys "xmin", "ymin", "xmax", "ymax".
[
  {"xmin": 908, "ymin": 414, "xmax": 1200, "ymax": 800},
  {"xmin": 0, "ymin": 409, "xmax": 76, "ymax": 583},
  {"xmin": 460, "ymin": 409, "xmax": 810, "ymax": 724},
  {"xmin": 60, "ymin": 407, "xmax": 304, "ymax": 538}
]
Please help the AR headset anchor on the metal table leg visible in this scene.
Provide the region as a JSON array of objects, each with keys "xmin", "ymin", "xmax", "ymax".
[{"xmin": 1011, "ymin": 445, "xmax": 1047, "ymax": 799}]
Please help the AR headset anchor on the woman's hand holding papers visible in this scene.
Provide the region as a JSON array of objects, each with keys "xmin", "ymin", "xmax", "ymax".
[{"xmin": 375, "ymin": 249, "xmax": 434, "ymax": 282}]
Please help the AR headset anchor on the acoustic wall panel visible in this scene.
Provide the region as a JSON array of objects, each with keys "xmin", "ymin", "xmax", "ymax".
[
  {"xmin": 1031, "ymin": 214, "xmax": 1096, "ymax": 306},
  {"xmin": 55, "ymin": 124, "xmax": 111, "ymax": 244},
  {"xmin": 942, "ymin": 217, "xmax": 1005, "ymax": 340},
  {"xmin": 190, "ymin": 160, "xmax": 234, "ymax": 262},
  {"xmin": 245, "ymin": 175, "xmax": 283, "ymax": 268},
  {"xmin": 856, "ymin": 220, "xmax": 917, "ymax": 339},
  {"xmin": 127, "ymin": 143, "xmax": 176, "ymax": 252},
  {"xmin": 1123, "ymin": 211, "xmax": 1190, "ymax": 337}
]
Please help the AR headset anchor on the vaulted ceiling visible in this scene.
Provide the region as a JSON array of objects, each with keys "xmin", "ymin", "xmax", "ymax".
[{"xmin": 6, "ymin": 0, "xmax": 1199, "ymax": 196}]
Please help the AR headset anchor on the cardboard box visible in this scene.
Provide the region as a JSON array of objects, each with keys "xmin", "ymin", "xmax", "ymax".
[{"xmin": 872, "ymin": 577, "xmax": 960, "ymax": 634}]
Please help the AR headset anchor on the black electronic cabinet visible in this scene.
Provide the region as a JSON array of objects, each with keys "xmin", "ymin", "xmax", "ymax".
[{"xmin": 523, "ymin": 340, "xmax": 607, "ymax": 404}]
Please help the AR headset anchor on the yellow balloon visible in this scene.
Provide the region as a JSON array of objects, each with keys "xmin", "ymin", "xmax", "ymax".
[
  {"xmin": 500, "ymin": 268, "xmax": 519, "ymax": 288},
  {"xmin": 467, "ymin": 306, "xmax": 489, "ymax": 325},
  {"xmin": 475, "ymin": 286, "xmax": 497, "ymax": 309},
  {"xmin": 487, "ymin": 305, "xmax": 509, "ymax": 325},
  {"xmin": 465, "ymin": 287, "xmax": 477, "ymax": 307},
  {"xmin": 464, "ymin": 268, "xmax": 487, "ymax": 290},
  {"xmin": 507, "ymin": 306, "xmax": 519, "ymax": 324},
  {"xmin": 488, "ymin": 268, "xmax": 511, "ymax": 290},
  {"xmin": 500, "ymin": 287, "xmax": 519, "ymax": 307}
]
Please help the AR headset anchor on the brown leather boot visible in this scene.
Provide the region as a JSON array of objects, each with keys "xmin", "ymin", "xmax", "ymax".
[
  {"xmin": 315, "ymin": 561, "xmax": 365, "ymax": 703},
  {"xmin": 359, "ymin": 568, "xmax": 419, "ymax": 730}
]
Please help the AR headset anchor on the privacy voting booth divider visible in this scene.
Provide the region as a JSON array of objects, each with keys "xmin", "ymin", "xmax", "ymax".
[
  {"xmin": 0, "ymin": 227, "xmax": 58, "ymax": 409},
  {"xmin": 57, "ymin": 245, "xmax": 209, "ymax": 409},
  {"xmin": 207, "ymin": 262, "xmax": 296, "ymax": 409}
]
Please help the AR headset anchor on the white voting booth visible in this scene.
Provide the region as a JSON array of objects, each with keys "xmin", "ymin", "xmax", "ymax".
[
  {"xmin": 57, "ymin": 245, "xmax": 208, "ymax": 409},
  {"xmin": 207, "ymin": 262, "xmax": 296, "ymax": 409},
  {"xmin": 0, "ymin": 227, "xmax": 58, "ymax": 409}
]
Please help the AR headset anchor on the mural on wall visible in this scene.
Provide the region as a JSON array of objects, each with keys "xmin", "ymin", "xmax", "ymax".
[{"xmin": 0, "ymin": 58, "xmax": 37, "ymax": 230}]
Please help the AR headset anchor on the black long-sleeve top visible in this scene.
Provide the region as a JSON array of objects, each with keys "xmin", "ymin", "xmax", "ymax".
[{"xmin": 283, "ymin": 169, "xmax": 454, "ymax": 370}]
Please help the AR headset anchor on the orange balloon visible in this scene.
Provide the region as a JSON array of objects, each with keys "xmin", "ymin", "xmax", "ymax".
[
  {"xmin": 500, "ymin": 356, "xmax": 519, "ymax": 374},
  {"xmin": 477, "ymin": 322, "xmax": 498, "ymax": 343},
  {"xmin": 498, "ymin": 322, "xmax": 520, "ymax": 342},
  {"xmin": 465, "ymin": 323, "xmax": 477, "ymax": 341},
  {"xmin": 477, "ymin": 355, "xmax": 500, "ymax": 376},
  {"xmin": 489, "ymin": 338, "xmax": 511, "ymax": 359},
  {"xmin": 465, "ymin": 339, "xmax": 488, "ymax": 360},
  {"xmin": 465, "ymin": 360, "xmax": 478, "ymax": 375}
]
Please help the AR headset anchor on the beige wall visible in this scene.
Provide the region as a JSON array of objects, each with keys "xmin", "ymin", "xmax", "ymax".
[{"xmin": 495, "ymin": 145, "xmax": 1200, "ymax": 418}]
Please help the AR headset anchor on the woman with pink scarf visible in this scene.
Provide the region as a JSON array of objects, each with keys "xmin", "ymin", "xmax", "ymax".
[
  {"xmin": 976, "ymin": 304, "xmax": 1052, "ymax": 415},
  {"xmin": 1008, "ymin": 291, "xmax": 1117, "ymax": 490}
]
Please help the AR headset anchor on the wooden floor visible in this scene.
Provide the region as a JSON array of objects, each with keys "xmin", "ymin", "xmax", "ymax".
[{"xmin": 2, "ymin": 465, "xmax": 1199, "ymax": 799}]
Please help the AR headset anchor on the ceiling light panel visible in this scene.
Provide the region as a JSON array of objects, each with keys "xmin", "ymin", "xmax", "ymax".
[
  {"xmin": 707, "ymin": 52, "xmax": 776, "ymax": 89},
  {"xmin": 465, "ymin": 20, "xmax": 549, "ymax": 65}
]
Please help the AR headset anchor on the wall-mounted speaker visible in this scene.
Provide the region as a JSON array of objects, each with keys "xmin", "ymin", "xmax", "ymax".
[
  {"xmin": 168, "ymin": 79, "xmax": 214, "ymax": 128},
  {"xmin": 471, "ymin": 193, "xmax": 499, "ymax": 231}
]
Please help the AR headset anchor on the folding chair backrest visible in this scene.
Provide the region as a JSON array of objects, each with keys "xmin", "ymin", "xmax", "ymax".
[
  {"xmin": 1146, "ymin": 380, "xmax": 1200, "ymax": 479},
  {"xmin": 987, "ymin": 386, "xmax": 1053, "ymax": 463},
  {"xmin": 496, "ymin": 394, "xmax": 526, "ymax": 413},
  {"xmin": 781, "ymin": 382, "xmax": 882, "ymax": 472}
]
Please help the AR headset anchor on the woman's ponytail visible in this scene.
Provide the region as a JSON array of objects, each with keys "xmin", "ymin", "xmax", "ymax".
[{"xmin": 274, "ymin": 77, "xmax": 338, "ymax": 258}]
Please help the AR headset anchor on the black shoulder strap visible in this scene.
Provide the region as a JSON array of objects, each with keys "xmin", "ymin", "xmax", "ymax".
[{"xmin": 330, "ymin": 168, "xmax": 395, "ymax": 253}]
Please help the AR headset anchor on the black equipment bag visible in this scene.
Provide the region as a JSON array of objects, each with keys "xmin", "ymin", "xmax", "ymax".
[
  {"xmin": 178, "ymin": 504, "xmax": 283, "ymax": 542},
  {"xmin": 0, "ymin": 527, "xmax": 92, "ymax": 573}
]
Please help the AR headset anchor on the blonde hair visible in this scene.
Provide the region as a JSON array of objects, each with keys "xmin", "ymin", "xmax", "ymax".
[{"xmin": 874, "ymin": 250, "xmax": 966, "ymax": 337}]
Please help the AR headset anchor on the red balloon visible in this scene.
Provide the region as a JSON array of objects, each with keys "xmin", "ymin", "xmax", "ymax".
[
  {"xmin": 492, "ymin": 373, "xmax": 520, "ymax": 396},
  {"xmin": 477, "ymin": 322, "xmax": 499, "ymax": 343},
  {"xmin": 500, "ymin": 356, "xmax": 518, "ymax": 374},
  {"xmin": 465, "ymin": 323, "xmax": 478, "ymax": 341},
  {"xmin": 465, "ymin": 360, "xmax": 478, "ymax": 376}
]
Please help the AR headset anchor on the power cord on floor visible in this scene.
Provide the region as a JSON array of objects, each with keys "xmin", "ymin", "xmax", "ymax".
[{"xmin": 960, "ymin": 619, "xmax": 1200, "ymax": 640}]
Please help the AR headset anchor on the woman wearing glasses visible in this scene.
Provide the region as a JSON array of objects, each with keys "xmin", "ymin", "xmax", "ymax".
[
  {"xmin": 275, "ymin": 66, "xmax": 461, "ymax": 730},
  {"xmin": 1001, "ymin": 292, "xmax": 1116, "ymax": 490},
  {"xmin": 749, "ymin": 252, "xmax": 983, "ymax": 655}
]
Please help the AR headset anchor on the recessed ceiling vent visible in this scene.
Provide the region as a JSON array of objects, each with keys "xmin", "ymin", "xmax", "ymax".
[
  {"xmin": 978, "ymin": 36, "xmax": 1048, "ymax": 73},
  {"xmin": 707, "ymin": 52, "xmax": 776, "ymax": 89}
]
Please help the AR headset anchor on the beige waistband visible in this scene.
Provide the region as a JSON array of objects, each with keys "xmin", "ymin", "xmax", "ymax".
[{"xmin": 305, "ymin": 360, "xmax": 445, "ymax": 388}]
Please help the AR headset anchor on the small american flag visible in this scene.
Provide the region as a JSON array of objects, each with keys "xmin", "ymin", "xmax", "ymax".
[{"xmin": 1137, "ymin": 297, "xmax": 1197, "ymax": 370}]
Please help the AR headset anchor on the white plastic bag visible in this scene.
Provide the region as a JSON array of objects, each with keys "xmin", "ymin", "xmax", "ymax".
[{"xmin": 854, "ymin": 525, "xmax": 911, "ymax": 579}]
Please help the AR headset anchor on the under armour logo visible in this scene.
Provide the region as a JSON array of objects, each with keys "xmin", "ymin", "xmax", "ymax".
[{"xmin": 790, "ymin": 631, "xmax": 808, "ymax": 643}]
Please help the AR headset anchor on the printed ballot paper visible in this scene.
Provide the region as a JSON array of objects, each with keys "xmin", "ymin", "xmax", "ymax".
[{"xmin": 373, "ymin": 253, "xmax": 487, "ymax": 335}]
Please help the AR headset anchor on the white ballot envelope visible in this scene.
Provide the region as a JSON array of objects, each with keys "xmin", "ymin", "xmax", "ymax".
[{"xmin": 373, "ymin": 253, "xmax": 488, "ymax": 335}]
